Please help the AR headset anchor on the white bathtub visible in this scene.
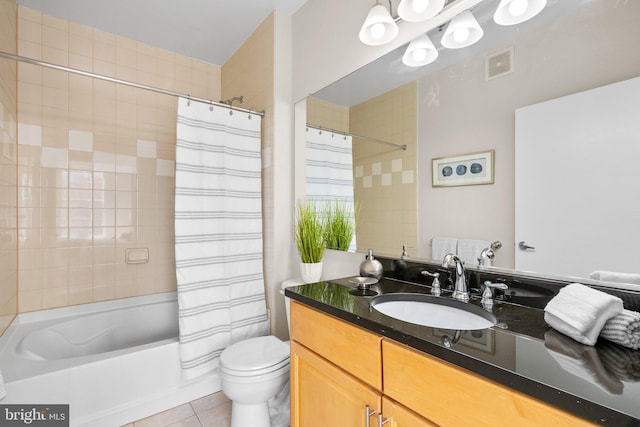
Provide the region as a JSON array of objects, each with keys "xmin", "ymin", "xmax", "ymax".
[{"xmin": 0, "ymin": 292, "xmax": 219, "ymax": 427}]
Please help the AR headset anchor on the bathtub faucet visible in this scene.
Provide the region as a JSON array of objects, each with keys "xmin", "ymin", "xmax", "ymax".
[{"xmin": 441, "ymin": 253, "xmax": 469, "ymax": 303}]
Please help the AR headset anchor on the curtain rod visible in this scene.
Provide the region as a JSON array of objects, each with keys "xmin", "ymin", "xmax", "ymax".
[
  {"xmin": 0, "ymin": 50, "xmax": 265, "ymax": 117},
  {"xmin": 306, "ymin": 124, "xmax": 407, "ymax": 151}
]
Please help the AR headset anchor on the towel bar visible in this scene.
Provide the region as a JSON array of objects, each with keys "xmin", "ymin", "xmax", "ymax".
[{"xmin": 429, "ymin": 238, "xmax": 502, "ymax": 251}]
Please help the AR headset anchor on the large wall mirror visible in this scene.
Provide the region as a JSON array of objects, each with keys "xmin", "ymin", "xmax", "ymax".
[{"xmin": 303, "ymin": 0, "xmax": 640, "ymax": 281}]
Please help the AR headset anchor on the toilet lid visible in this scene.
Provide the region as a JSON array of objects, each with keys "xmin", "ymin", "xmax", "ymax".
[{"xmin": 220, "ymin": 336, "xmax": 289, "ymax": 374}]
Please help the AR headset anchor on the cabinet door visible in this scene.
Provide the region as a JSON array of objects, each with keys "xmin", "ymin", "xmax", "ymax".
[
  {"xmin": 382, "ymin": 397, "xmax": 436, "ymax": 427},
  {"xmin": 291, "ymin": 341, "xmax": 381, "ymax": 427}
]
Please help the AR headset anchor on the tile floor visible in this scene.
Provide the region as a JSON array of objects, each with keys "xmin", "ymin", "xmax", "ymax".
[{"xmin": 122, "ymin": 391, "xmax": 231, "ymax": 427}]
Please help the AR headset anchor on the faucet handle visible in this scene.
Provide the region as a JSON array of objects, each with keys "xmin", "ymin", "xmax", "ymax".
[
  {"xmin": 421, "ymin": 270, "xmax": 441, "ymax": 295},
  {"xmin": 482, "ymin": 281, "xmax": 509, "ymax": 306}
]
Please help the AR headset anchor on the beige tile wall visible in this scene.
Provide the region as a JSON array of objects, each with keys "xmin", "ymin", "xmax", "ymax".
[
  {"xmin": 350, "ymin": 82, "xmax": 417, "ymax": 256},
  {"xmin": 0, "ymin": 0, "xmax": 18, "ymax": 333},
  {"xmin": 306, "ymin": 96, "xmax": 349, "ymax": 133},
  {"xmin": 221, "ymin": 13, "xmax": 277, "ymax": 317},
  {"xmin": 16, "ymin": 6, "xmax": 222, "ymax": 312}
]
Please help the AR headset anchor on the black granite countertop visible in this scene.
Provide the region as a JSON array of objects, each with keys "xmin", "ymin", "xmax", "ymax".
[{"xmin": 285, "ymin": 273, "xmax": 640, "ymax": 426}]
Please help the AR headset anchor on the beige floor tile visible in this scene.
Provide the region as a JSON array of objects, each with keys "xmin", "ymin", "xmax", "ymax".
[
  {"xmin": 196, "ymin": 401, "xmax": 232, "ymax": 427},
  {"xmin": 190, "ymin": 391, "xmax": 231, "ymax": 414},
  {"xmin": 134, "ymin": 403, "xmax": 195, "ymax": 427},
  {"xmin": 166, "ymin": 415, "xmax": 202, "ymax": 427}
]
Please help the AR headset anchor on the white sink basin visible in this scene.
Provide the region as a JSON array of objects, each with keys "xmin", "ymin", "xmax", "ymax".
[{"xmin": 371, "ymin": 293, "xmax": 496, "ymax": 330}]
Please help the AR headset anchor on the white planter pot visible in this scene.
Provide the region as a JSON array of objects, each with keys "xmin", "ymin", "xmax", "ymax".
[{"xmin": 300, "ymin": 262, "xmax": 323, "ymax": 283}]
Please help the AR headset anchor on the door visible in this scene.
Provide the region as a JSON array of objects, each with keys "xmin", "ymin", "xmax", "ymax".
[{"xmin": 515, "ymin": 76, "xmax": 640, "ymax": 278}]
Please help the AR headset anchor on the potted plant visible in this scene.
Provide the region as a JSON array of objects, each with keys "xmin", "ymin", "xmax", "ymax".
[
  {"xmin": 324, "ymin": 200, "xmax": 357, "ymax": 251},
  {"xmin": 295, "ymin": 200, "xmax": 325, "ymax": 283}
]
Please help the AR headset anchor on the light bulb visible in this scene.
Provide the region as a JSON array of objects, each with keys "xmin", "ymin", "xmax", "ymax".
[
  {"xmin": 453, "ymin": 27, "xmax": 470, "ymax": 43},
  {"xmin": 370, "ymin": 22, "xmax": 386, "ymax": 40},
  {"xmin": 508, "ymin": 0, "xmax": 528, "ymax": 17},
  {"xmin": 412, "ymin": 48, "xmax": 427, "ymax": 62},
  {"xmin": 412, "ymin": 0, "xmax": 429, "ymax": 14}
]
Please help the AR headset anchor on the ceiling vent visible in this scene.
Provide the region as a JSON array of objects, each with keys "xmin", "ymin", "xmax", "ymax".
[{"xmin": 486, "ymin": 47, "xmax": 514, "ymax": 81}]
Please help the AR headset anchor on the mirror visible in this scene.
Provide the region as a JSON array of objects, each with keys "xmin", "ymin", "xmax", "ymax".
[{"xmin": 305, "ymin": 0, "xmax": 640, "ymax": 281}]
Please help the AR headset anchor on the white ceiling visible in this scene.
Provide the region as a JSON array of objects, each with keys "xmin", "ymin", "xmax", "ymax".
[{"xmin": 16, "ymin": 0, "xmax": 309, "ymax": 66}]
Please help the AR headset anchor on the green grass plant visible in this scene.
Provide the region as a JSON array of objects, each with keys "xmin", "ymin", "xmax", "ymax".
[
  {"xmin": 324, "ymin": 201, "xmax": 357, "ymax": 251},
  {"xmin": 295, "ymin": 200, "xmax": 325, "ymax": 263}
]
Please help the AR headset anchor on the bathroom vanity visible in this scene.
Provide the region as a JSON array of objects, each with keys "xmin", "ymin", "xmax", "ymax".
[{"xmin": 286, "ymin": 258, "xmax": 640, "ymax": 426}]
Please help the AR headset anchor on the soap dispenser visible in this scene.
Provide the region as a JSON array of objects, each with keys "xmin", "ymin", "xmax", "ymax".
[{"xmin": 360, "ymin": 249, "xmax": 383, "ymax": 279}]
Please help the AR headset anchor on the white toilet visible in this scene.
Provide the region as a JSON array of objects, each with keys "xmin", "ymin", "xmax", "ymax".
[{"xmin": 219, "ymin": 279, "xmax": 302, "ymax": 427}]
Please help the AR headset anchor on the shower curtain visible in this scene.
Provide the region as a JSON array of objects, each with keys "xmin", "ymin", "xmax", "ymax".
[
  {"xmin": 305, "ymin": 127, "xmax": 356, "ymax": 250},
  {"xmin": 175, "ymin": 97, "xmax": 269, "ymax": 379}
]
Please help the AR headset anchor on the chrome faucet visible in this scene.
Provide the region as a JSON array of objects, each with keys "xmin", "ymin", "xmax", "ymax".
[
  {"xmin": 477, "ymin": 247, "xmax": 495, "ymax": 266},
  {"xmin": 442, "ymin": 253, "xmax": 469, "ymax": 302}
]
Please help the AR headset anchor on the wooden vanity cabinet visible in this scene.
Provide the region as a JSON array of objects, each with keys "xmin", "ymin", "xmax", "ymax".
[
  {"xmin": 290, "ymin": 301, "xmax": 592, "ymax": 426},
  {"xmin": 290, "ymin": 301, "xmax": 433, "ymax": 427}
]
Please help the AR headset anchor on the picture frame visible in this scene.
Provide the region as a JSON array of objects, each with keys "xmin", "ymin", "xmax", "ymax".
[{"xmin": 432, "ymin": 150, "xmax": 494, "ymax": 187}]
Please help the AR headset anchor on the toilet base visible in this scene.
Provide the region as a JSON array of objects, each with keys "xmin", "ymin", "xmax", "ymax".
[{"xmin": 231, "ymin": 401, "xmax": 270, "ymax": 427}]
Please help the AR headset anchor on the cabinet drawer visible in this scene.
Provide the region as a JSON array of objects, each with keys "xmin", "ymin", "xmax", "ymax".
[
  {"xmin": 291, "ymin": 301, "xmax": 382, "ymax": 390},
  {"xmin": 382, "ymin": 339, "xmax": 595, "ymax": 427}
]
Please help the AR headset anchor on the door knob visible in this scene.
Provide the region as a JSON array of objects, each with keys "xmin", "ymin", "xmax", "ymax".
[{"xmin": 518, "ymin": 241, "xmax": 535, "ymax": 251}]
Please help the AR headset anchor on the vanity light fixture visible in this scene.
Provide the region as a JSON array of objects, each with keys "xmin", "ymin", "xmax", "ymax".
[
  {"xmin": 441, "ymin": 10, "xmax": 484, "ymax": 49},
  {"xmin": 402, "ymin": 34, "xmax": 439, "ymax": 67},
  {"xmin": 359, "ymin": 0, "xmax": 399, "ymax": 46},
  {"xmin": 493, "ymin": 0, "xmax": 547, "ymax": 25},
  {"xmin": 397, "ymin": 0, "xmax": 445, "ymax": 22}
]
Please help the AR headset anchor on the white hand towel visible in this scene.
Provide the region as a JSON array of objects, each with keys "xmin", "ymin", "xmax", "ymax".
[
  {"xmin": 589, "ymin": 270, "xmax": 640, "ymax": 292},
  {"xmin": 599, "ymin": 309, "xmax": 640, "ymax": 350},
  {"xmin": 544, "ymin": 283, "xmax": 624, "ymax": 346},
  {"xmin": 457, "ymin": 239, "xmax": 491, "ymax": 266},
  {"xmin": 431, "ymin": 237, "xmax": 457, "ymax": 261}
]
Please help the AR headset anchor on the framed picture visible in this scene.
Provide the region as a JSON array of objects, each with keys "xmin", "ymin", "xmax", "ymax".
[{"xmin": 432, "ymin": 150, "xmax": 494, "ymax": 187}]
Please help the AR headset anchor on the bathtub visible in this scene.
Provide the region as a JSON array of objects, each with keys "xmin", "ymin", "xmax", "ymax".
[{"xmin": 0, "ymin": 292, "xmax": 219, "ymax": 427}]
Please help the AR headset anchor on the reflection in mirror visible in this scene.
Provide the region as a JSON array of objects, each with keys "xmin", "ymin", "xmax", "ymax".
[
  {"xmin": 307, "ymin": 84, "xmax": 418, "ymax": 256},
  {"xmin": 306, "ymin": 0, "xmax": 640, "ymax": 283}
]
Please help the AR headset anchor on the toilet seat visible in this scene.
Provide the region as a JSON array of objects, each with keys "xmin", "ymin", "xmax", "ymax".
[{"xmin": 220, "ymin": 336, "xmax": 290, "ymax": 377}]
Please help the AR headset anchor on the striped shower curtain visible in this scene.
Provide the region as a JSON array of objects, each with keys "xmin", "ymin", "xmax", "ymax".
[
  {"xmin": 175, "ymin": 97, "xmax": 269, "ymax": 379},
  {"xmin": 305, "ymin": 127, "xmax": 356, "ymax": 250}
]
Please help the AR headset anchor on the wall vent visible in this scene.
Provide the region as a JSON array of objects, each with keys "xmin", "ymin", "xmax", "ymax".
[{"xmin": 486, "ymin": 47, "xmax": 514, "ymax": 81}]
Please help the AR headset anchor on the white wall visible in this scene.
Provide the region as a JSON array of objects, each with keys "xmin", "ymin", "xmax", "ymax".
[{"xmin": 270, "ymin": 11, "xmax": 296, "ymax": 339}]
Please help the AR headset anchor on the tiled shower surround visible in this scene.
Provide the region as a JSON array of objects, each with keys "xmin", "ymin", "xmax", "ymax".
[{"xmin": 15, "ymin": 6, "xmax": 225, "ymax": 312}]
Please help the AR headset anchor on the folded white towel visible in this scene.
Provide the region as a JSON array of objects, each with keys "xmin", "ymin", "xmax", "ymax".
[
  {"xmin": 431, "ymin": 237, "xmax": 457, "ymax": 261},
  {"xmin": 544, "ymin": 283, "xmax": 624, "ymax": 346},
  {"xmin": 600, "ymin": 309, "xmax": 640, "ymax": 350},
  {"xmin": 589, "ymin": 270, "xmax": 640, "ymax": 292},
  {"xmin": 457, "ymin": 239, "xmax": 491, "ymax": 266}
]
